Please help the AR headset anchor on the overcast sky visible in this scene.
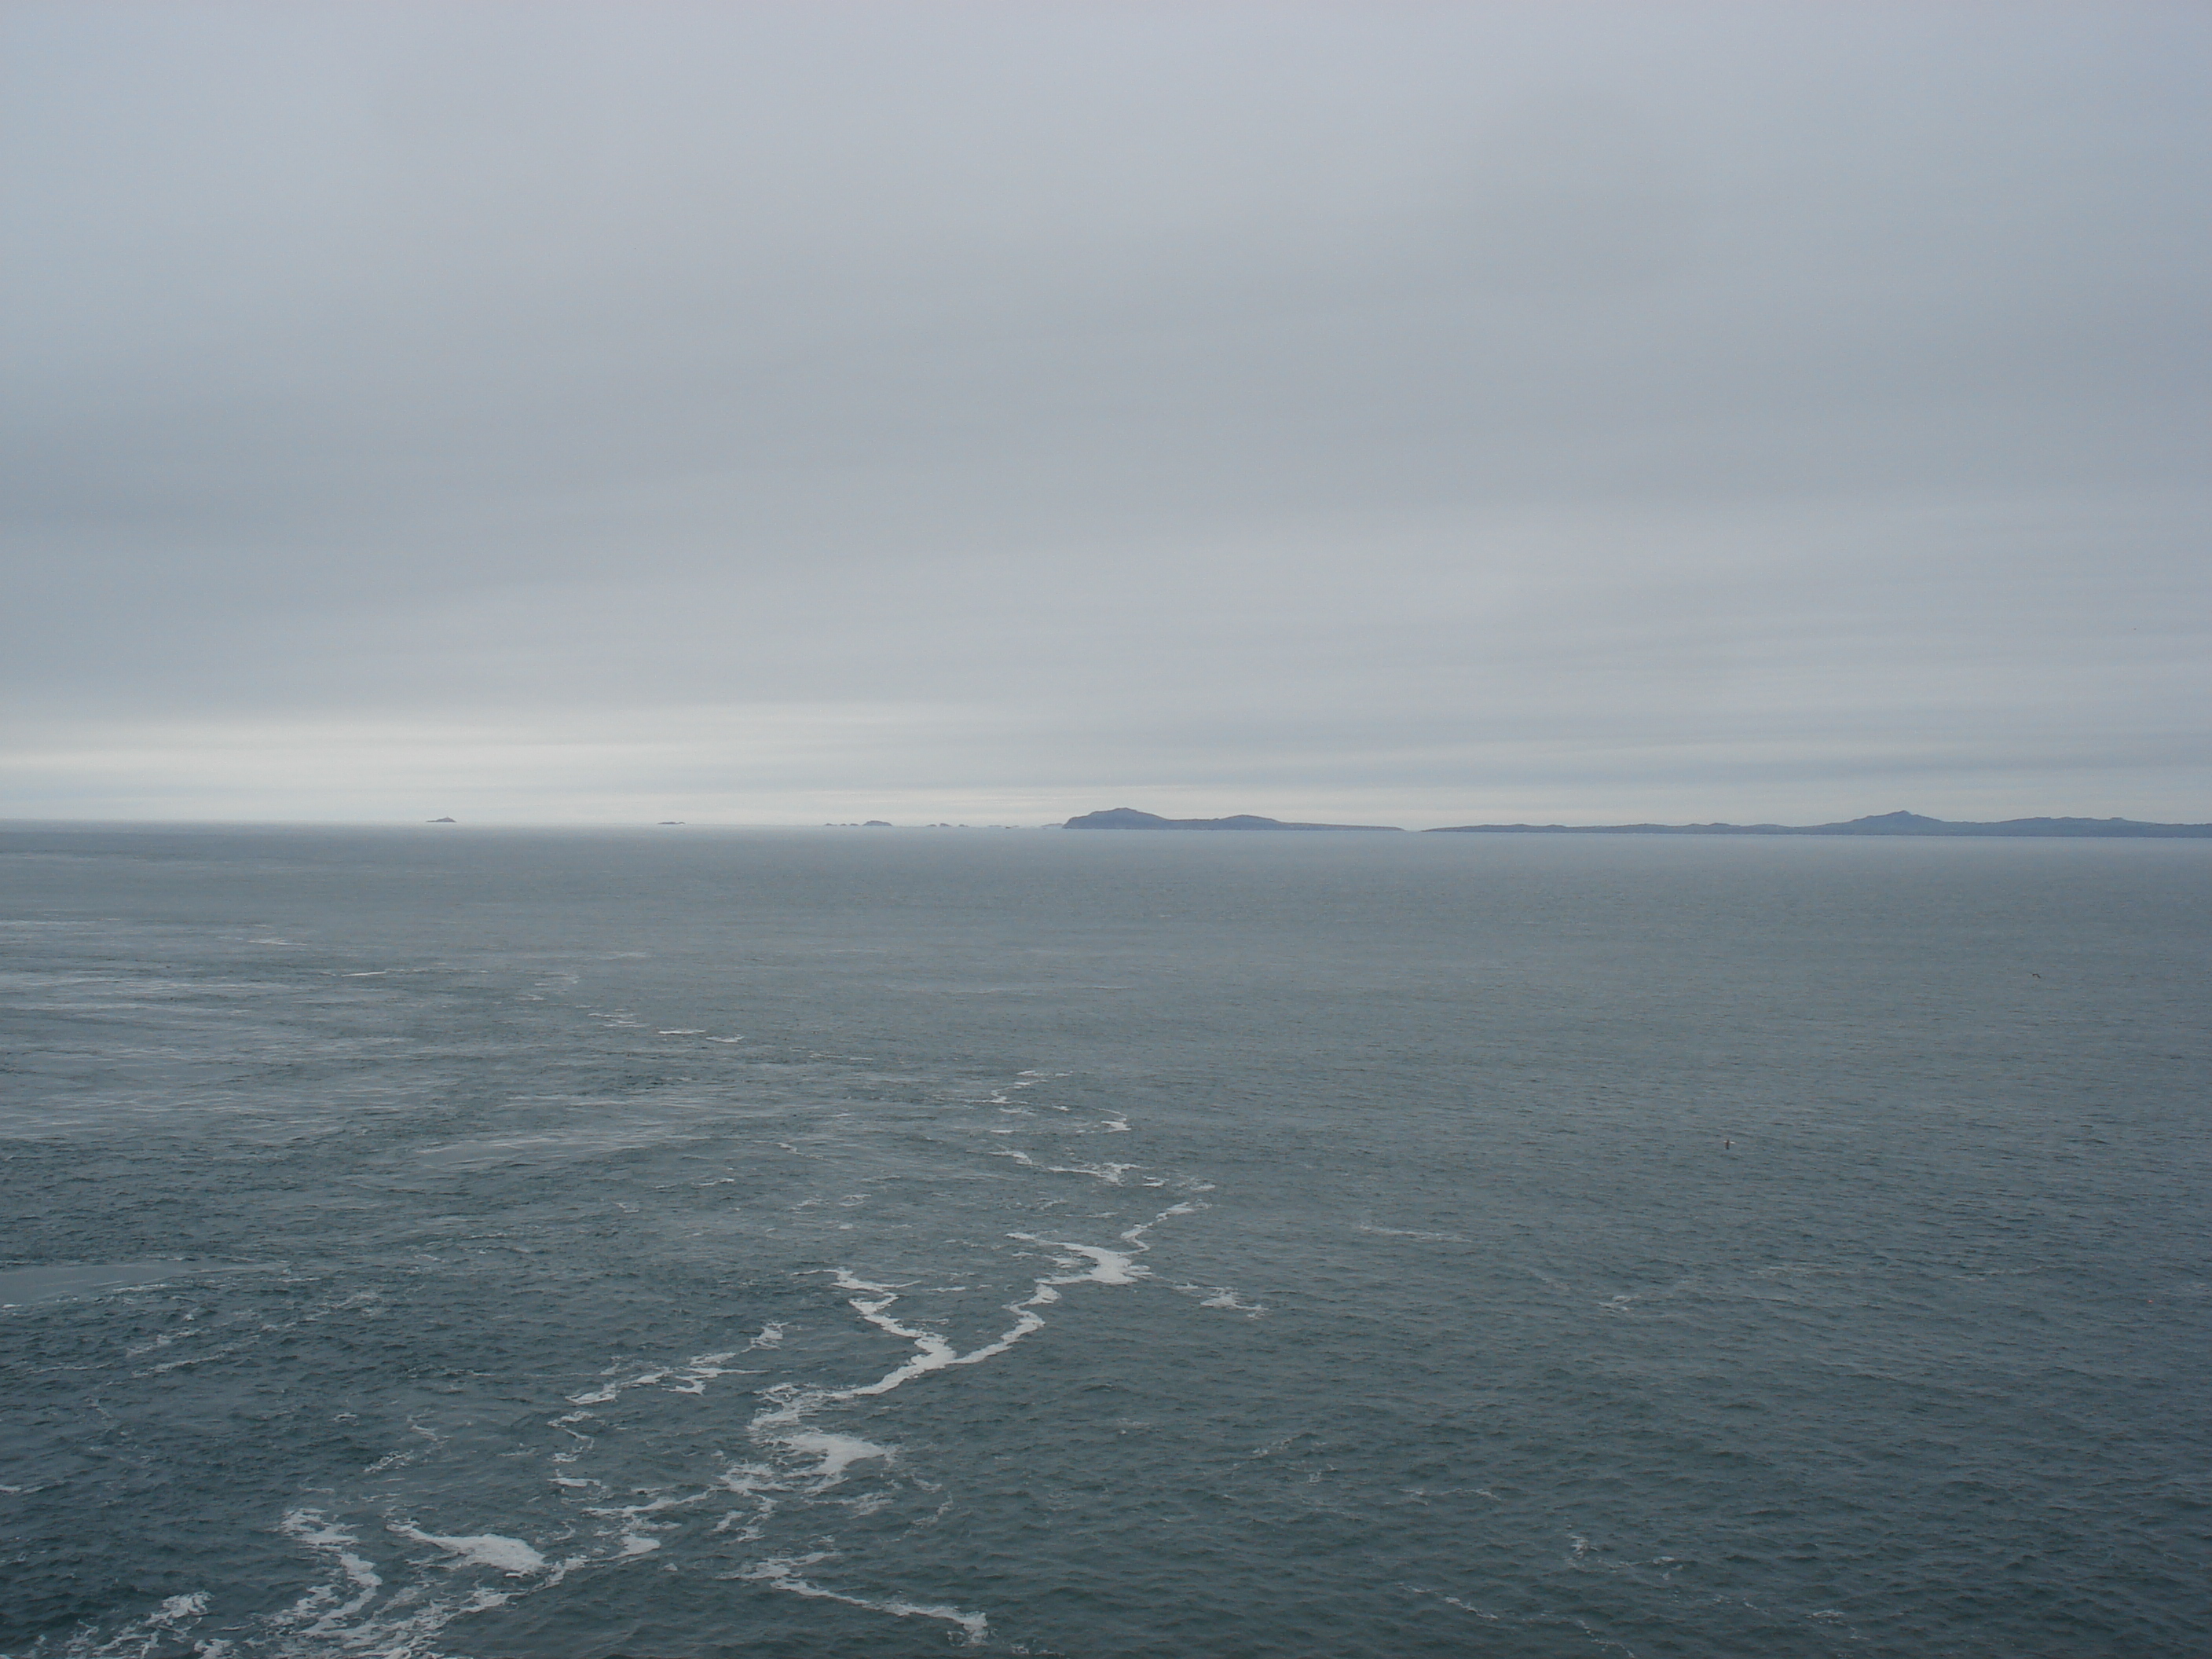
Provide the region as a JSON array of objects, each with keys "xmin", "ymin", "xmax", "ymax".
[{"xmin": 3, "ymin": 2, "xmax": 2207, "ymax": 826}]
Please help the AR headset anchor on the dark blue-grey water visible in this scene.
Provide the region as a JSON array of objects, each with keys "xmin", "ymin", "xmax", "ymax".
[{"xmin": 2, "ymin": 826, "xmax": 2207, "ymax": 1657}]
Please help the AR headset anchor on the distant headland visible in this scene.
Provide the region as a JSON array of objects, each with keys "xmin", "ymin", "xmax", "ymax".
[
  {"xmin": 1426, "ymin": 810, "xmax": 2212, "ymax": 838},
  {"xmin": 1062, "ymin": 808, "xmax": 1403, "ymax": 831},
  {"xmin": 1057, "ymin": 808, "xmax": 2212, "ymax": 837}
]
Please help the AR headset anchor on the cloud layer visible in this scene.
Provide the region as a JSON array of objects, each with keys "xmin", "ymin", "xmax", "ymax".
[{"xmin": 5, "ymin": 2, "xmax": 2207, "ymax": 822}]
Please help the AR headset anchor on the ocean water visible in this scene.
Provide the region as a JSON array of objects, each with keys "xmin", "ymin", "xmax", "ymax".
[{"xmin": 2, "ymin": 825, "xmax": 2207, "ymax": 1658}]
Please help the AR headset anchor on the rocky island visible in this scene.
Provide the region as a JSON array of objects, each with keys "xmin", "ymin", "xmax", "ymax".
[{"xmin": 1063, "ymin": 808, "xmax": 1403, "ymax": 831}]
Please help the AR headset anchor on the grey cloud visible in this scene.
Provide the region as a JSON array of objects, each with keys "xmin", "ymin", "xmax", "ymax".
[{"xmin": 2, "ymin": 2, "xmax": 2207, "ymax": 821}]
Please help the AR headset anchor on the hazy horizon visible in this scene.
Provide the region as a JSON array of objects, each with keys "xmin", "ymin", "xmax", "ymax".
[
  {"xmin": 7, "ymin": 804, "xmax": 2210, "ymax": 833},
  {"xmin": 5, "ymin": 3, "xmax": 2207, "ymax": 826}
]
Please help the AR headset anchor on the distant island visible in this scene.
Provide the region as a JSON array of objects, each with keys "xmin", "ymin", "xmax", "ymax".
[
  {"xmin": 1426, "ymin": 810, "xmax": 2212, "ymax": 839},
  {"xmin": 1055, "ymin": 808, "xmax": 2211, "ymax": 837},
  {"xmin": 1063, "ymin": 808, "xmax": 1404, "ymax": 831}
]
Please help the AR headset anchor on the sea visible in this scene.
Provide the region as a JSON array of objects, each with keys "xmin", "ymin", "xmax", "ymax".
[{"xmin": 2, "ymin": 825, "xmax": 2207, "ymax": 1658}]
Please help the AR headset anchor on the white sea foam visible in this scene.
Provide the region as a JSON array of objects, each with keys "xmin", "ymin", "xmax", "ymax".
[
  {"xmin": 361, "ymin": 1419, "xmax": 442, "ymax": 1475},
  {"xmin": 1064, "ymin": 1159, "xmax": 1140, "ymax": 1183},
  {"xmin": 390, "ymin": 1523, "xmax": 548, "ymax": 1575},
  {"xmin": 1178, "ymin": 1283, "xmax": 1266, "ymax": 1316},
  {"xmin": 57, "ymin": 1590, "xmax": 216, "ymax": 1659},
  {"xmin": 273, "ymin": 1511, "xmax": 386, "ymax": 1636},
  {"xmin": 269, "ymin": 1509, "xmax": 561, "ymax": 1659},
  {"xmin": 1011, "ymin": 1236, "xmax": 1144, "ymax": 1284},
  {"xmin": 986, "ymin": 1146, "xmax": 1141, "ymax": 1184},
  {"xmin": 712, "ymin": 1492, "xmax": 777, "ymax": 1540},
  {"xmin": 296, "ymin": 1083, "xmax": 1204, "ymax": 1655},
  {"xmin": 734, "ymin": 1555, "xmax": 988, "ymax": 1646},
  {"xmin": 1122, "ymin": 1197, "xmax": 1203, "ymax": 1243},
  {"xmin": 566, "ymin": 1348, "xmax": 759, "ymax": 1406},
  {"xmin": 819, "ymin": 1271, "xmax": 966, "ymax": 1397},
  {"xmin": 196, "ymin": 1085, "xmax": 1210, "ymax": 1659},
  {"xmin": 1358, "ymin": 1223, "xmax": 1469, "ymax": 1243},
  {"xmin": 668, "ymin": 1351, "xmax": 758, "ymax": 1393},
  {"xmin": 745, "ymin": 1196, "xmax": 1203, "ymax": 1478},
  {"xmin": 778, "ymin": 1430, "xmax": 895, "ymax": 1480}
]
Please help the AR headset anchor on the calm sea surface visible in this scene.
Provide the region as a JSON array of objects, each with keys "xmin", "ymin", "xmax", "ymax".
[{"xmin": 2, "ymin": 826, "xmax": 2207, "ymax": 1658}]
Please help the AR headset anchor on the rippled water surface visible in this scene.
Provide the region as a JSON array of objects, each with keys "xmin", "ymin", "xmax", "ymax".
[{"xmin": 2, "ymin": 825, "xmax": 2207, "ymax": 1657}]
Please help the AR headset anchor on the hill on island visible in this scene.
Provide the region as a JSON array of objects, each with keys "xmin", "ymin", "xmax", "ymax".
[
  {"xmin": 1062, "ymin": 808, "xmax": 1403, "ymax": 831},
  {"xmin": 1426, "ymin": 810, "xmax": 2212, "ymax": 838}
]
